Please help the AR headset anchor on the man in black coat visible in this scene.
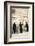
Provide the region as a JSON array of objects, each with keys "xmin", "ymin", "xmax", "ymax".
[
  {"xmin": 13, "ymin": 23, "xmax": 16, "ymax": 33},
  {"xmin": 25, "ymin": 22, "xmax": 29, "ymax": 32},
  {"xmin": 19, "ymin": 22, "xmax": 23, "ymax": 33}
]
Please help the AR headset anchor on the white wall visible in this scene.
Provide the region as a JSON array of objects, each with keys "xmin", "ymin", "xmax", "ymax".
[{"xmin": 0, "ymin": 0, "xmax": 35, "ymax": 46}]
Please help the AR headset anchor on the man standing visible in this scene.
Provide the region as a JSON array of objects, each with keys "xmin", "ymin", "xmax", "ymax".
[
  {"xmin": 19, "ymin": 22, "xmax": 23, "ymax": 33},
  {"xmin": 13, "ymin": 23, "xmax": 16, "ymax": 33},
  {"xmin": 25, "ymin": 22, "xmax": 29, "ymax": 32}
]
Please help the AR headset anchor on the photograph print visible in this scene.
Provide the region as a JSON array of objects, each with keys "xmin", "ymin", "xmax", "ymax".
[{"xmin": 10, "ymin": 6, "xmax": 29, "ymax": 36}]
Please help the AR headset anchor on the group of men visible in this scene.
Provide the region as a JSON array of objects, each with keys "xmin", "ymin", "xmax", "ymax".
[{"xmin": 13, "ymin": 22, "xmax": 29, "ymax": 33}]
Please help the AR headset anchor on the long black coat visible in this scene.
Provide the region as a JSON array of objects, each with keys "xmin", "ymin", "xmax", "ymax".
[
  {"xmin": 19, "ymin": 23, "xmax": 23, "ymax": 33},
  {"xmin": 25, "ymin": 22, "xmax": 29, "ymax": 31},
  {"xmin": 13, "ymin": 23, "xmax": 16, "ymax": 33}
]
